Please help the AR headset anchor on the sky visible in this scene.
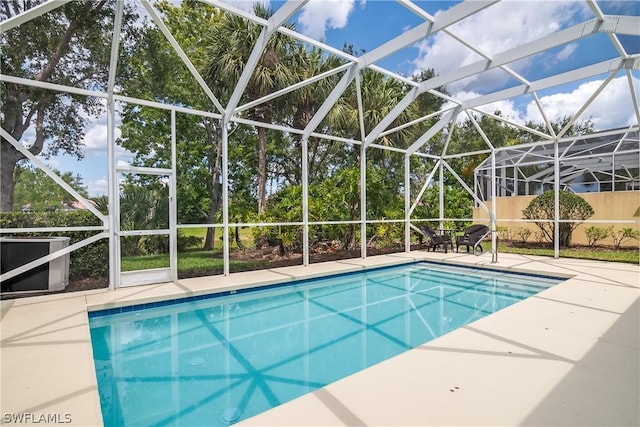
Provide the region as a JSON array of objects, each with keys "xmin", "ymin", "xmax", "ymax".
[{"xmin": 34, "ymin": 0, "xmax": 640, "ymax": 197}]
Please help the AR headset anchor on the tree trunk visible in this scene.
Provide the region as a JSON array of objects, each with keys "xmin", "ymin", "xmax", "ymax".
[
  {"xmin": 203, "ymin": 121, "xmax": 222, "ymax": 250},
  {"xmin": 257, "ymin": 126, "xmax": 267, "ymax": 215},
  {"xmin": 0, "ymin": 145, "xmax": 21, "ymax": 211},
  {"xmin": 204, "ymin": 227, "xmax": 215, "ymax": 251},
  {"xmin": 235, "ymin": 226, "xmax": 243, "ymax": 249}
]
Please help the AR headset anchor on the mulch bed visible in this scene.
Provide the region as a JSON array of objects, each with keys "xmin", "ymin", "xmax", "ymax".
[{"xmin": 4, "ymin": 241, "xmax": 636, "ymax": 299}]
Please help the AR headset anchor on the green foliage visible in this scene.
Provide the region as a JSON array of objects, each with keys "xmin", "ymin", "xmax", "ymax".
[
  {"xmin": 373, "ymin": 222, "xmax": 402, "ymax": 248},
  {"xmin": 12, "ymin": 165, "xmax": 88, "ymax": 212},
  {"xmin": 584, "ymin": 226, "xmax": 612, "ymax": 247},
  {"xmin": 497, "ymin": 226, "xmax": 514, "ymax": 241},
  {"xmin": 0, "ymin": 211, "xmax": 108, "ymax": 280},
  {"xmin": 514, "ymin": 227, "xmax": 532, "ymax": 243},
  {"xmin": 177, "ymin": 233, "xmax": 204, "ymax": 251},
  {"xmin": 1, "ymin": 1, "xmax": 138, "ymax": 211},
  {"xmin": 522, "ymin": 190, "xmax": 594, "ymax": 247},
  {"xmin": 610, "ymin": 227, "xmax": 640, "ymax": 249},
  {"xmin": 417, "ymin": 185, "xmax": 473, "ymax": 230},
  {"xmin": 118, "ymin": 182, "xmax": 169, "ymax": 256}
]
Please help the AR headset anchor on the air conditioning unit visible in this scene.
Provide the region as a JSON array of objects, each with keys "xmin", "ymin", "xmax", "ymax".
[{"xmin": 0, "ymin": 237, "xmax": 70, "ymax": 293}]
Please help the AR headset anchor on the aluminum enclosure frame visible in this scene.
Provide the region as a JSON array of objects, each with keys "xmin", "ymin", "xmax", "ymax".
[{"xmin": 1, "ymin": 0, "xmax": 639, "ymax": 290}]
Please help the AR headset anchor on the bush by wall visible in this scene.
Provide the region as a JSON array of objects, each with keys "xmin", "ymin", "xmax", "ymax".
[{"xmin": 0, "ymin": 211, "xmax": 108, "ymax": 281}]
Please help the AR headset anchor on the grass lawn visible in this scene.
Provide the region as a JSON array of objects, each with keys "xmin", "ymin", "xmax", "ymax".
[
  {"xmin": 121, "ymin": 235, "xmax": 638, "ymax": 275},
  {"xmin": 121, "ymin": 249, "xmax": 267, "ymax": 273},
  {"xmin": 498, "ymin": 242, "xmax": 639, "ymax": 264},
  {"xmin": 179, "ymin": 226, "xmax": 254, "ymax": 251}
]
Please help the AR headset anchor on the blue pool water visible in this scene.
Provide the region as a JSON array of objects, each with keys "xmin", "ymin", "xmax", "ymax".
[{"xmin": 89, "ymin": 262, "xmax": 563, "ymax": 426}]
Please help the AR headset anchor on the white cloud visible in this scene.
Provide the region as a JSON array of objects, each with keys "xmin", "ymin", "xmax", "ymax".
[
  {"xmin": 444, "ymin": 91, "xmax": 526, "ymax": 124},
  {"xmin": 82, "ymin": 122, "xmax": 121, "ymax": 154},
  {"xmin": 555, "ymin": 43, "xmax": 578, "ymax": 62},
  {"xmin": 220, "ymin": 0, "xmax": 270, "ymax": 13},
  {"xmin": 87, "ymin": 177, "xmax": 108, "ymax": 197},
  {"xmin": 525, "ymin": 76, "xmax": 640, "ymax": 130},
  {"xmin": 297, "ymin": 0, "xmax": 356, "ymax": 41},
  {"xmin": 445, "ymin": 76, "xmax": 638, "ymax": 132},
  {"xmin": 412, "ymin": 1, "xmax": 588, "ymax": 93}
]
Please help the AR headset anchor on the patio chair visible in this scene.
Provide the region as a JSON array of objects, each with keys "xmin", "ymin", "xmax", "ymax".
[
  {"xmin": 456, "ymin": 224, "xmax": 490, "ymax": 254},
  {"xmin": 420, "ymin": 225, "xmax": 451, "ymax": 253}
]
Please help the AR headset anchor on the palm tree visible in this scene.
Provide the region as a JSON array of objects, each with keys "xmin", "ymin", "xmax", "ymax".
[
  {"xmin": 279, "ymin": 46, "xmax": 346, "ymax": 184},
  {"xmin": 202, "ymin": 4, "xmax": 298, "ymax": 215}
]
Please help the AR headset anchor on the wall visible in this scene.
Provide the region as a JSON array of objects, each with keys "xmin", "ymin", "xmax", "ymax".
[{"xmin": 473, "ymin": 191, "xmax": 640, "ymax": 247}]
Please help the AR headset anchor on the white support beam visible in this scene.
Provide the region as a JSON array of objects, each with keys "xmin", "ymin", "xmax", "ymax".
[
  {"xmin": 360, "ymin": 1, "xmax": 498, "ymax": 67},
  {"xmin": 467, "ymin": 111, "xmax": 495, "ymax": 150},
  {"xmin": 266, "ymin": 1, "xmax": 308, "ymax": 34},
  {"xmin": 302, "ymin": 136, "xmax": 310, "ymax": 266},
  {"xmin": 170, "ymin": 110, "xmax": 178, "ymax": 281},
  {"xmin": 0, "ymin": 128, "xmax": 107, "ymax": 222},
  {"xmin": 404, "ymin": 155, "xmax": 411, "ymax": 252},
  {"xmin": 235, "ymin": 63, "xmax": 351, "ymax": 114},
  {"xmin": 302, "ymin": 65, "xmax": 359, "ymax": 139},
  {"xmin": 627, "ymin": 70, "xmax": 640, "ymax": 127},
  {"xmin": 557, "ymin": 70, "xmax": 619, "ymax": 138},
  {"xmin": 0, "ymin": 232, "xmax": 108, "ymax": 283},
  {"xmin": 140, "ymin": 0, "xmax": 226, "ymax": 115},
  {"xmin": 406, "ymin": 108, "xmax": 459, "ymax": 155},
  {"xmin": 531, "ymin": 92, "xmax": 557, "ymax": 138},
  {"xmin": 356, "ymin": 72, "xmax": 367, "ymax": 259},
  {"xmin": 412, "ymin": 16, "xmax": 625, "ymax": 100},
  {"xmin": 0, "ymin": 0, "xmax": 71, "ymax": 33},
  {"xmin": 221, "ymin": 124, "xmax": 230, "ymax": 276},
  {"xmin": 202, "ymin": 0, "xmax": 268, "ymax": 25},
  {"xmin": 1, "ymin": 74, "xmax": 106, "ymax": 98},
  {"xmin": 304, "ymin": 0, "xmax": 495, "ymax": 144},
  {"xmin": 440, "ymin": 120, "xmax": 456, "ymax": 157},
  {"xmin": 471, "ymin": 108, "xmax": 552, "ymax": 141},
  {"xmin": 443, "ymin": 161, "xmax": 492, "ymax": 217},
  {"xmin": 107, "ymin": 0, "xmax": 124, "ymax": 290},
  {"xmin": 463, "ymin": 58, "xmax": 628, "ymax": 110},
  {"xmin": 365, "ymin": 87, "xmax": 421, "ymax": 147},
  {"xmin": 409, "ymin": 159, "xmax": 441, "ymax": 215},
  {"xmin": 380, "ymin": 108, "xmax": 454, "ymax": 138},
  {"xmin": 554, "ymin": 140, "xmax": 560, "ymax": 258}
]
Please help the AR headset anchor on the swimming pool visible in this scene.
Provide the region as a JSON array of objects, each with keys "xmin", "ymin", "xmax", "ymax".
[{"xmin": 89, "ymin": 262, "xmax": 563, "ymax": 426}]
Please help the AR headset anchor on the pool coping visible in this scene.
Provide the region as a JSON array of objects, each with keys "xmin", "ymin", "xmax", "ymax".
[{"xmin": 1, "ymin": 251, "xmax": 638, "ymax": 426}]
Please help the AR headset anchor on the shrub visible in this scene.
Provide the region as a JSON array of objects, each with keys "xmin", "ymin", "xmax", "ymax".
[
  {"xmin": 178, "ymin": 234, "xmax": 203, "ymax": 251},
  {"xmin": 522, "ymin": 190, "xmax": 594, "ymax": 247},
  {"xmin": 584, "ymin": 226, "xmax": 612, "ymax": 247},
  {"xmin": 497, "ymin": 226, "xmax": 514, "ymax": 242},
  {"xmin": 514, "ymin": 227, "xmax": 532, "ymax": 243},
  {"xmin": 610, "ymin": 228, "xmax": 640, "ymax": 249},
  {"xmin": 0, "ymin": 211, "xmax": 108, "ymax": 281}
]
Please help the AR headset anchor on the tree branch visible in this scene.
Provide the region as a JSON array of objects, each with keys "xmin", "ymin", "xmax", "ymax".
[
  {"xmin": 29, "ymin": 103, "xmax": 47, "ymax": 156},
  {"xmin": 2, "ymin": 0, "xmax": 14, "ymax": 19},
  {"xmin": 34, "ymin": 0, "xmax": 107, "ymax": 83}
]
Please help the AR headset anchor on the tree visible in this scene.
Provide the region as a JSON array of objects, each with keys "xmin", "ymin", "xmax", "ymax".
[
  {"xmin": 522, "ymin": 190, "xmax": 594, "ymax": 247},
  {"xmin": 202, "ymin": 4, "xmax": 297, "ymax": 215},
  {"xmin": 12, "ymin": 165, "xmax": 88, "ymax": 212},
  {"xmin": 0, "ymin": 1, "xmax": 136, "ymax": 211},
  {"xmin": 118, "ymin": 0, "xmax": 224, "ymax": 250}
]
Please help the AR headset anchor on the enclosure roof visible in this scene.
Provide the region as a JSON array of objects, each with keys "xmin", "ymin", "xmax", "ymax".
[
  {"xmin": 2, "ymin": 0, "xmax": 638, "ymax": 156},
  {"xmin": 475, "ymin": 126, "xmax": 640, "ymax": 182}
]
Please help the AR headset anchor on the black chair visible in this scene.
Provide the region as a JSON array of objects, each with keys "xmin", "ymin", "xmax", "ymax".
[
  {"xmin": 420, "ymin": 225, "xmax": 451, "ymax": 253},
  {"xmin": 456, "ymin": 224, "xmax": 490, "ymax": 253}
]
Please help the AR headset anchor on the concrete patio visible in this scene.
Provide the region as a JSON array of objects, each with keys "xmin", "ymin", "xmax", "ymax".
[{"xmin": 1, "ymin": 251, "xmax": 638, "ymax": 426}]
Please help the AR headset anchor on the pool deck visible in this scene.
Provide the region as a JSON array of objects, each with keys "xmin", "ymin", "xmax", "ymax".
[{"xmin": 1, "ymin": 251, "xmax": 638, "ymax": 426}]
